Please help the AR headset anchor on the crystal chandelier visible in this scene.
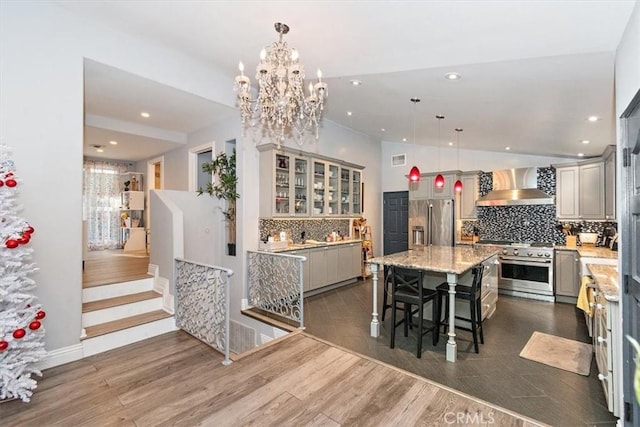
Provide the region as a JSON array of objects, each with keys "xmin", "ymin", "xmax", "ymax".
[{"xmin": 234, "ymin": 22, "xmax": 328, "ymax": 147}]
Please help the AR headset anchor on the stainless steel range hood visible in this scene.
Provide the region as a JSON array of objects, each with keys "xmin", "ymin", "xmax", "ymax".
[{"xmin": 476, "ymin": 167, "xmax": 554, "ymax": 206}]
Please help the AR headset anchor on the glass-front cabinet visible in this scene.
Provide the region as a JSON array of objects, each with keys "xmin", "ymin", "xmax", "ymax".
[
  {"xmin": 293, "ymin": 158, "xmax": 309, "ymax": 215},
  {"xmin": 352, "ymin": 170, "xmax": 362, "ymax": 215},
  {"xmin": 313, "ymin": 160, "xmax": 340, "ymax": 216},
  {"xmin": 260, "ymin": 150, "xmax": 309, "ymax": 217},
  {"xmin": 258, "ymin": 144, "xmax": 364, "ymax": 217},
  {"xmin": 312, "ymin": 160, "xmax": 326, "ymax": 215},
  {"xmin": 340, "ymin": 167, "xmax": 351, "ymax": 215}
]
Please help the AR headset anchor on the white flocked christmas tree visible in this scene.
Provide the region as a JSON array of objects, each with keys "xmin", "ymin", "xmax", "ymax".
[{"xmin": 0, "ymin": 144, "xmax": 46, "ymax": 403}]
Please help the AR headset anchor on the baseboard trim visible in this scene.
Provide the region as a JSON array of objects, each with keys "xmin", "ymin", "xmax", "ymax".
[{"xmin": 36, "ymin": 343, "xmax": 84, "ymax": 370}]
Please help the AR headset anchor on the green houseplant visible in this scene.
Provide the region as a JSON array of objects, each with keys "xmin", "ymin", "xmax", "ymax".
[{"xmin": 198, "ymin": 149, "xmax": 239, "ymax": 256}]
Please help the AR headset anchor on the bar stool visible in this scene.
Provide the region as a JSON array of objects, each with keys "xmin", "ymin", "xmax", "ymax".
[
  {"xmin": 435, "ymin": 264, "xmax": 485, "ymax": 353},
  {"xmin": 389, "ymin": 266, "xmax": 438, "ymax": 358},
  {"xmin": 381, "ymin": 265, "xmax": 420, "ymax": 322}
]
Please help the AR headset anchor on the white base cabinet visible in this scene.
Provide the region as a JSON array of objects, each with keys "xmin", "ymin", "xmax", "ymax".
[{"xmin": 298, "ymin": 242, "xmax": 362, "ymax": 292}]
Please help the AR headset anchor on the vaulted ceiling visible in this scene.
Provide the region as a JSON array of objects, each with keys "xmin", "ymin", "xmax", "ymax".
[{"xmin": 65, "ymin": 1, "xmax": 637, "ymax": 161}]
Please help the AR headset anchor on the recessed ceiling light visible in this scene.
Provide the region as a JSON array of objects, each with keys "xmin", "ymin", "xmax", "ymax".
[
  {"xmin": 505, "ymin": 146, "xmax": 511, "ymax": 151},
  {"xmin": 381, "ymin": 128, "xmax": 385, "ymax": 132},
  {"xmin": 578, "ymin": 153, "xmax": 585, "ymax": 157},
  {"xmin": 448, "ymin": 142, "xmax": 454, "ymax": 146},
  {"xmin": 402, "ymin": 137, "xmax": 407, "ymax": 142},
  {"xmin": 140, "ymin": 112, "xmax": 150, "ymax": 118},
  {"xmin": 96, "ymin": 148, "xmax": 104, "ymax": 153},
  {"xmin": 445, "ymin": 72, "xmax": 462, "ymax": 80},
  {"xmin": 587, "ymin": 116, "xmax": 599, "ymax": 122},
  {"xmin": 347, "ymin": 111, "xmax": 352, "ymax": 116},
  {"xmin": 109, "ymin": 140, "xmax": 118, "ymax": 145},
  {"xmin": 581, "ymin": 140, "xmax": 590, "ymax": 144},
  {"xmin": 350, "ymin": 80, "xmax": 362, "ymax": 86}
]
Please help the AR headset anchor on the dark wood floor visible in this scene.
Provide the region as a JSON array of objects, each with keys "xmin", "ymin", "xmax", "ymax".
[
  {"xmin": 303, "ymin": 279, "xmax": 618, "ymax": 427},
  {"xmin": 1, "ymin": 331, "xmax": 545, "ymax": 426}
]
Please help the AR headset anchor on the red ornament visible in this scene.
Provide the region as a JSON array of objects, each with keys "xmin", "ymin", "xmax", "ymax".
[
  {"xmin": 0, "ymin": 180, "xmax": 3, "ymax": 187},
  {"xmin": 5, "ymin": 179, "xmax": 17, "ymax": 187},
  {"xmin": 25, "ymin": 226, "xmax": 35, "ymax": 234},
  {"xmin": 13, "ymin": 329, "xmax": 26, "ymax": 339},
  {"xmin": 434, "ymin": 174, "xmax": 445, "ymax": 189},
  {"xmin": 17, "ymin": 236, "xmax": 30, "ymax": 245},
  {"xmin": 5, "ymin": 239, "xmax": 18, "ymax": 249},
  {"xmin": 36, "ymin": 310, "xmax": 46, "ymax": 320},
  {"xmin": 0, "ymin": 341, "xmax": 8, "ymax": 351},
  {"xmin": 29, "ymin": 321, "xmax": 41, "ymax": 330},
  {"xmin": 454, "ymin": 180, "xmax": 463, "ymax": 193}
]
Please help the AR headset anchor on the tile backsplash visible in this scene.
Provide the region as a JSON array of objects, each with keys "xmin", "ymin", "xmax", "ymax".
[
  {"xmin": 462, "ymin": 167, "xmax": 616, "ymax": 245},
  {"xmin": 259, "ymin": 218, "xmax": 351, "ymax": 243}
]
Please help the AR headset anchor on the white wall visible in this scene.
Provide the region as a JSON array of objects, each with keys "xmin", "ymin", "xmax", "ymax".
[
  {"xmin": 382, "ymin": 141, "xmax": 575, "ymax": 192},
  {"xmin": 0, "ymin": 2, "xmax": 234, "ymax": 357}
]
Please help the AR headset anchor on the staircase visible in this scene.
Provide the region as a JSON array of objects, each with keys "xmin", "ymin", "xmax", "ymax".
[{"xmin": 81, "ymin": 269, "xmax": 176, "ymax": 357}]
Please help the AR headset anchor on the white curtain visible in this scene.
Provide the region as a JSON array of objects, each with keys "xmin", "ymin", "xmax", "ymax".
[{"xmin": 83, "ymin": 160, "xmax": 131, "ymax": 250}]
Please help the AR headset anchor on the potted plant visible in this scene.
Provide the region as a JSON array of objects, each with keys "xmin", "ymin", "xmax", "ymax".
[{"xmin": 198, "ymin": 149, "xmax": 239, "ymax": 256}]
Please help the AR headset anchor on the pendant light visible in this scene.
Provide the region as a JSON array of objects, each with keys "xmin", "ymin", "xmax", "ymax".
[
  {"xmin": 408, "ymin": 98, "xmax": 421, "ymax": 182},
  {"xmin": 454, "ymin": 128, "xmax": 463, "ymax": 193},
  {"xmin": 434, "ymin": 115, "xmax": 445, "ymax": 188}
]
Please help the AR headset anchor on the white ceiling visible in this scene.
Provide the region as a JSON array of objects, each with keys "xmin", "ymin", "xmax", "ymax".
[{"xmin": 66, "ymin": 0, "xmax": 637, "ymax": 161}]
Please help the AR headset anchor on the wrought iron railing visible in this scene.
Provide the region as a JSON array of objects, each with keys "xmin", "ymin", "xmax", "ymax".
[
  {"xmin": 246, "ymin": 250, "xmax": 307, "ymax": 329},
  {"xmin": 174, "ymin": 258, "xmax": 234, "ymax": 365}
]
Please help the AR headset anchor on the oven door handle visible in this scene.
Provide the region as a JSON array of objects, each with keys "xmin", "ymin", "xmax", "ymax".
[{"xmin": 499, "ymin": 256, "xmax": 552, "ymax": 265}]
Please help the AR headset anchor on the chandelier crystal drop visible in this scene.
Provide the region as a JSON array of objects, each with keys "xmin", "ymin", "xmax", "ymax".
[{"xmin": 234, "ymin": 22, "xmax": 328, "ymax": 148}]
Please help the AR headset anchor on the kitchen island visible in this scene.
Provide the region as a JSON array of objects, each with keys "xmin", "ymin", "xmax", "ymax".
[{"xmin": 367, "ymin": 245, "xmax": 499, "ymax": 362}]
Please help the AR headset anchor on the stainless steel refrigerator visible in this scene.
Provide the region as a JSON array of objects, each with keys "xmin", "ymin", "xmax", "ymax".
[{"xmin": 408, "ymin": 199, "xmax": 455, "ymax": 248}]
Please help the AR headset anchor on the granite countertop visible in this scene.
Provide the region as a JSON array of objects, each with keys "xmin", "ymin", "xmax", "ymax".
[
  {"xmin": 587, "ymin": 264, "xmax": 619, "ymax": 302},
  {"xmin": 264, "ymin": 238, "xmax": 363, "ymax": 253},
  {"xmin": 367, "ymin": 246, "xmax": 499, "ymax": 275},
  {"xmin": 555, "ymin": 246, "xmax": 618, "ymax": 259}
]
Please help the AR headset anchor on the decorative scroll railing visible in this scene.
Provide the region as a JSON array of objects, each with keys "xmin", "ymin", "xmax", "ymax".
[
  {"xmin": 246, "ymin": 250, "xmax": 307, "ymax": 329},
  {"xmin": 174, "ymin": 258, "xmax": 234, "ymax": 365}
]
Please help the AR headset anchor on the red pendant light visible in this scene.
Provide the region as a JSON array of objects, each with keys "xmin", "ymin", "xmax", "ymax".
[
  {"xmin": 435, "ymin": 115, "xmax": 445, "ymax": 189},
  {"xmin": 407, "ymin": 98, "xmax": 421, "ymax": 182},
  {"xmin": 409, "ymin": 166, "xmax": 421, "ymax": 182},
  {"xmin": 454, "ymin": 127, "xmax": 463, "ymax": 193}
]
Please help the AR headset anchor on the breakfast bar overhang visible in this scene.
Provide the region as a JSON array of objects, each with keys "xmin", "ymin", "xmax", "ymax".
[{"xmin": 367, "ymin": 245, "xmax": 499, "ymax": 362}]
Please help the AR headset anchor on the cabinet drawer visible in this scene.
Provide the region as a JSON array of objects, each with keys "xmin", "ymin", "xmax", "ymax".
[{"xmin": 481, "ymin": 290, "xmax": 498, "ymax": 320}]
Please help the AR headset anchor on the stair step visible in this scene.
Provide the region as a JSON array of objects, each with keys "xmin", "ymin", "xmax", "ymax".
[
  {"xmin": 82, "ymin": 277, "xmax": 154, "ymax": 303},
  {"xmin": 83, "ymin": 291, "xmax": 161, "ymax": 313},
  {"xmin": 83, "ymin": 310, "xmax": 172, "ymax": 339},
  {"xmin": 82, "ymin": 316, "xmax": 176, "ymax": 357}
]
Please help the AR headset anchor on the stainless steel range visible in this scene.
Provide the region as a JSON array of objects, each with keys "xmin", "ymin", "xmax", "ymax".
[{"xmin": 475, "ymin": 240, "xmax": 555, "ymax": 302}]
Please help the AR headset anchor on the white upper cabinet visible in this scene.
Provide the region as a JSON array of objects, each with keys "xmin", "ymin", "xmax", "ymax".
[
  {"xmin": 555, "ymin": 157, "xmax": 607, "ymax": 220},
  {"xmin": 603, "ymin": 146, "xmax": 616, "ymax": 220},
  {"xmin": 257, "ymin": 144, "xmax": 363, "ymax": 218},
  {"xmin": 458, "ymin": 172, "xmax": 480, "ymax": 219},
  {"xmin": 409, "ymin": 172, "xmax": 460, "ymax": 200}
]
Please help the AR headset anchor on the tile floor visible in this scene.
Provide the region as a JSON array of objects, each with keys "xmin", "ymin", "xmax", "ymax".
[{"xmin": 303, "ymin": 279, "xmax": 618, "ymax": 426}]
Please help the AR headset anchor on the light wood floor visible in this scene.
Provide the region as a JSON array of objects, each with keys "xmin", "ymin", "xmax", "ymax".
[
  {"xmin": 1, "ymin": 331, "xmax": 545, "ymax": 426},
  {"xmin": 83, "ymin": 249, "xmax": 150, "ymax": 288}
]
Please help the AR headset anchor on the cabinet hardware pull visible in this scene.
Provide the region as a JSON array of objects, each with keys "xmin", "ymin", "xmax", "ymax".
[{"xmin": 597, "ymin": 336, "xmax": 605, "ymax": 343}]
